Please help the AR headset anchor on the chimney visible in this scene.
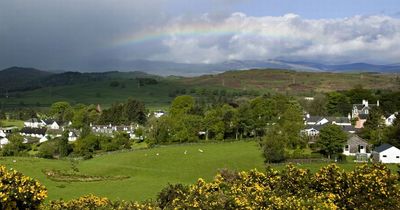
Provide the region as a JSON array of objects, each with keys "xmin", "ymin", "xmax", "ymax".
[
  {"xmin": 362, "ymin": 100, "xmax": 366, "ymax": 105},
  {"xmin": 306, "ymin": 113, "xmax": 310, "ymax": 118},
  {"xmin": 348, "ymin": 113, "xmax": 351, "ymax": 120},
  {"xmin": 365, "ymin": 100, "xmax": 368, "ymax": 107},
  {"xmin": 377, "ymin": 100, "xmax": 379, "ymax": 107}
]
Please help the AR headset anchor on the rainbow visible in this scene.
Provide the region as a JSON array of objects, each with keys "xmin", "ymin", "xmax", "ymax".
[{"xmin": 112, "ymin": 21, "xmax": 290, "ymax": 47}]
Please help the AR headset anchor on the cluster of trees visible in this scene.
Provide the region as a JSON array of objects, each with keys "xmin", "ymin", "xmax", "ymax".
[
  {"xmin": 302, "ymin": 86, "xmax": 400, "ymax": 116},
  {"xmin": 47, "ymin": 98, "xmax": 146, "ymax": 128},
  {"xmin": 147, "ymin": 95, "xmax": 306, "ymax": 149},
  {"xmin": 359, "ymin": 106, "xmax": 400, "ymax": 148},
  {"xmin": 2, "ymin": 131, "xmax": 132, "ymax": 159}
]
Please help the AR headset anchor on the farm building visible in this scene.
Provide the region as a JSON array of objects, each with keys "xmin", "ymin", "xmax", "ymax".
[{"xmin": 371, "ymin": 144, "xmax": 400, "ymax": 164}]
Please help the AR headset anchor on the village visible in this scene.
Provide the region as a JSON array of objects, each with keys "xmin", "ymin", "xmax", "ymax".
[{"xmin": 1, "ymin": 99, "xmax": 399, "ymax": 163}]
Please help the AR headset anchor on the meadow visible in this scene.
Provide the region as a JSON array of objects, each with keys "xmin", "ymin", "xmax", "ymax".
[
  {"xmin": 0, "ymin": 141, "xmax": 264, "ymax": 201},
  {"xmin": 0, "ymin": 140, "xmax": 397, "ymax": 202}
]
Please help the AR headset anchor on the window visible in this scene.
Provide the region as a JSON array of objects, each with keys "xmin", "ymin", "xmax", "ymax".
[
  {"xmin": 396, "ymin": 156, "xmax": 399, "ymax": 159},
  {"xmin": 383, "ymin": 155, "xmax": 387, "ymax": 158},
  {"xmin": 345, "ymin": 145, "xmax": 349, "ymax": 151}
]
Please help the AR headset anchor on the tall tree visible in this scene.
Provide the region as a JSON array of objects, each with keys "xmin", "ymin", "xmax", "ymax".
[
  {"xmin": 58, "ymin": 131, "xmax": 69, "ymax": 158},
  {"xmin": 317, "ymin": 124, "xmax": 348, "ymax": 159},
  {"xmin": 170, "ymin": 95, "xmax": 195, "ymax": 116},
  {"xmin": 50, "ymin": 101, "xmax": 73, "ymax": 123},
  {"xmin": 262, "ymin": 126, "xmax": 286, "ymax": 163},
  {"xmin": 326, "ymin": 92, "xmax": 351, "ymax": 116}
]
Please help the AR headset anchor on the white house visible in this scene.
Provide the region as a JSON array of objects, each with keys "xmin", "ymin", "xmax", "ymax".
[
  {"xmin": 0, "ymin": 130, "xmax": 9, "ymax": 148},
  {"xmin": 372, "ymin": 144, "xmax": 400, "ymax": 164},
  {"xmin": 39, "ymin": 135, "xmax": 49, "ymax": 143},
  {"xmin": 0, "ymin": 137, "xmax": 9, "ymax": 148},
  {"xmin": 44, "ymin": 119, "xmax": 60, "ymax": 130},
  {"xmin": 68, "ymin": 131, "xmax": 78, "ymax": 142},
  {"xmin": 24, "ymin": 118, "xmax": 46, "ymax": 128},
  {"xmin": 154, "ymin": 110, "xmax": 165, "ymax": 118},
  {"xmin": 385, "ymin": 113, "xmax": 397, "ymax": 126},
  {"xmin": 343, "ymin": 135, "xmax": 369, "ymax": 156}
]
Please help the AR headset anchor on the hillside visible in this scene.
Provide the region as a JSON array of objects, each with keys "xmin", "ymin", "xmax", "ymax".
[
  {"xmin": 182, "ymin": 69, "xmax": 400, "ymax": 94},
  {"xmin": 0, "ymin": 67, "xmax": 53, "ymax": 92},
  {"xmin": 0, "ymin": 68, "xmax": 399, "ymax": 109}
]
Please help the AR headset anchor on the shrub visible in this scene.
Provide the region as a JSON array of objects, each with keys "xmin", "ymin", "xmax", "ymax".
[
  {"xmin": 0, "ymin": 165, "xmax": 47, "ymax": 209},
  {"xmin": 157, "ymin": 164, "xmax": 400, "ymax": 209},
  {"xmin": 44, "ymin": 194, "xmax": 157, "ymax": 210},
  {"xmin": 38, "ymin": 140, "xmax": 59, "ymax": 159}
]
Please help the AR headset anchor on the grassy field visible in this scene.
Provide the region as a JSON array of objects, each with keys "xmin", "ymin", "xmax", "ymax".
[
  {"xmin": 0, "ymin": 119, "xmax": 24, "ymax": 128},
  {"xmin": 0, "ymin": 140, "xmax": 398, "ymax": 202},
  {"xmin": 0, "ymin": 141, "xmax": 265, "ymax": 201}
]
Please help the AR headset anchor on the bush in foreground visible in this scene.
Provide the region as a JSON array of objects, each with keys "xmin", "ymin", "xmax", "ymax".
[{"xmin": 0, "ymin": 166, "xmax": 47, "ymax": 209}]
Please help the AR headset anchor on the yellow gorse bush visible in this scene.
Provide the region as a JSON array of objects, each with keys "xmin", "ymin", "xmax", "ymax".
[
  {"xmin": 0, "ymin": 165, "xmax": 47, "ymax": 210},
  {"xmin": 159, "ymin": 164, "xmax": 400, "ymax": 209}
]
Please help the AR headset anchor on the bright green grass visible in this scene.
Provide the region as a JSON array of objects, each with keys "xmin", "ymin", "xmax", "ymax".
[
  {"xmin": 0, "ymin": 119, "xmax": 24, "ymax": 128},
  {"xmin": 0, "ymin": 141, "xmax": 264, "ymax": 201},
  {"xmin": 0, "ymin": 141, "xmax": 398, "ymax": 202}
]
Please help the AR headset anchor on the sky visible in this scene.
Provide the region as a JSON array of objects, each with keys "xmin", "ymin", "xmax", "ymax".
[{"xmin": 1, "ymin": 0, "xmax": 400, "ymax": 71}]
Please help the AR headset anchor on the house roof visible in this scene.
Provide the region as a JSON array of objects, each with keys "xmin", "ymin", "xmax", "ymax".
[
  {"xmin": 341, "ymin": 125, "xmax": 356, "ymax": 132},
  {"xmin": 347, "ymin": 135, "xmax": 368, "ymax": 145},
  {"xmin": 44, "ymin": 119, "xmax": 56, "ymax": 125},
  {"xmin": 305, "ymin": 124, "xmax": 325, "ymax": 131},
  {"xmin": 305, "ymin": 116, "xmax": 324, "ymax": 123},
  {"xmin": 20, "ymin": 127, "xmax": 47, "ymax": 135},
  {"xmin": 327, "ymin": 117, "xmax": 350, "ymax": 123},
  {"xmin": 374, "ymin": 143, "xmax": 396, "ymax": 153},
  {"xmin": 25, "ymin": 118, "xmax": 40, "ymax": 123},
  {"xmin": 358, "ymin": 114, "xmax": 369, "ymax": 119}
]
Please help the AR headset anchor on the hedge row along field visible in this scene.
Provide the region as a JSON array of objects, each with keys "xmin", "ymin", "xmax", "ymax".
[{"xmin": 2, "ymin": 164, "xmax": 400, "ymax": 209}]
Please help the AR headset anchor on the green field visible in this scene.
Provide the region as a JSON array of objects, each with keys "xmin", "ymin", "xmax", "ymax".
[
  {"xmin": 0, "ymin": 119, "xmax": 24, "ymax": 128},
  {"xmin": 0, "ymin": 141, "xmax": 265, "ymax": 201},
  {"xmin": 1, "ymin": 140, "xmax": 397, "ymax": 202}
]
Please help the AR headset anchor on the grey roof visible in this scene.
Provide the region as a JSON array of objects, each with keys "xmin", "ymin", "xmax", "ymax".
[
  {"xmin": 340, "ymin": 124, "xmax": 355, "ymax": 131},
  {"xmin": 305, "ymin": 116, "xmax": 324, "ymax": 123},
  {"xmin": 354, "ymin": 104, "xmax": 364, "ymax": 110},
  {"xmin": 305, "ymin": 124, "xmax": 325, "ymax": 131},
  {"xmin": 327, "ymin": 117, "xmax": 350, "ymax": 123},
  {"xmin": 44, "ymin": 119, "xmax": 56, "ymax": 125},
  {"xmin": 358, "ymin": 114, "xmax": 369, "ymax": 119},
  {"xmin": 26, "ymin": 118, "xmax": 40, "ymax": 123},
  {"xmin": 374, "ymin": 143, "xmax": 395, "ymax": 153},
  {"xmin": 347, "ymin": 135, "xmax": 368, "ymax": 145}
]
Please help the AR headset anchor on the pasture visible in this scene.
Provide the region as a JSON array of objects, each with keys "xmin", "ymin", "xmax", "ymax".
[
  {"xmin": 0, "ymin": 140, "xmax": 398, "ymax": 202},
  {"xmin": 0, "ymin": 141, "xmax": 265, "ymax": 201}
]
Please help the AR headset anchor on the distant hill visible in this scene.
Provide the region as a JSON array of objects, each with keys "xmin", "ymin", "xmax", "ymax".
[
  {"xmin": 84, "ymin": 59, "xmax": 400, "ymax": 76},
  {"xmin": 0, "ymin": 67, "xmax": 161, "ymax": 94},
  {"xmin": 0, "ymin": 67, "xmax": 53, "ymax": 92}
]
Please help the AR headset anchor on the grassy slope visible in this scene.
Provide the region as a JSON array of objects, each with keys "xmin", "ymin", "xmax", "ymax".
[
  {"xmin": 182, "ymin": 70, "xmax": 400, "ymax": 95},
  {"xmin": 0, "ymin": 119, "xmax": 24, "ymax": 128},
  {"xmin": 1, "ymin": 79, "xmax": 183, "ymax": 110},
  {"xmin": 0, "ymin": 141, "xmax": 398, "ymax": 202},
  {"xmin": 0, "ymin": 141, "xmax": 264, "ymax": 201},
  {"xmin": 1, "ymin": 70, "xmax": 398, "ymax": 110}
]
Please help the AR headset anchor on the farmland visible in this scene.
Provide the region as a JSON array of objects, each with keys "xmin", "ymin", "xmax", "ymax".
[{"xmin": 0, "ymin": 140, "xmax": 397, "ymax": 202}]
